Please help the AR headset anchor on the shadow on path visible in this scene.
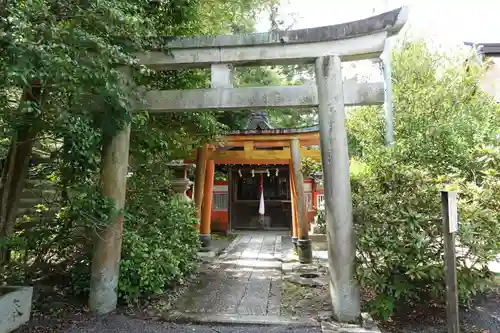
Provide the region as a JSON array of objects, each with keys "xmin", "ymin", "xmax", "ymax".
[{"xmin": 170, "ymin": 234, "xmax": 286, "ymax": 317}]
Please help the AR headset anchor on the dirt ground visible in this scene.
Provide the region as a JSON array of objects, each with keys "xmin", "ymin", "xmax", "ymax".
[
  {"xmin": 280, "ymin": 279, "xmax": 499, "ymax": 333},
  {"xmin": 280, "ymin": 280, "xmax": 331, "ymax": 320},
  {"xmin": 14, "ymin": 233, "xmax": 237, "ymax": 333},
  {"xmin": 13, "ymin": 277, "xmax": 192, "ymax": 333}
]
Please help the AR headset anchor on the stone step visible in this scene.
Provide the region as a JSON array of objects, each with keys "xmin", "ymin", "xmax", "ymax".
[
  {"xmin": 17, "ymin": 205, "xmax": 59, "ymax": 217},
  {"xmin": 24, "ymin": 179, "xmax": 54, "ymax": 190},
  {"xmin": 18, "ymin": 198, "xmax": 58, "ymax": 210},
  {"xmin": 21, "ymin": 188, "xmax": 58, "ymax": 200},
  {"xmin": 18, "ymin": 198, "xmax": 45, "ymax": 209},
  {"xmin": 163, "ymin": 311, "xmax": 319, "ymax": 327}
]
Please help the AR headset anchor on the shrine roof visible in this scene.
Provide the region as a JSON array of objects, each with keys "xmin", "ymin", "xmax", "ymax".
[
  {"xmin": 230, "ymin": 125, "xmax": 319, "ymax": 136},
  {"xmin": 229, "ymin": 110, "xmax": 319, "ymax": 136},
  {"xmin": 465, "ymin": 42, "xmax": 500, "ymax": 57}
]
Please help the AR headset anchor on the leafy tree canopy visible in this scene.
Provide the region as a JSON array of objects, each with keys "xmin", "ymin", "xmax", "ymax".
[{"xmin": 0, "ymin": 0, "xmax": 279, "ymax": 301}]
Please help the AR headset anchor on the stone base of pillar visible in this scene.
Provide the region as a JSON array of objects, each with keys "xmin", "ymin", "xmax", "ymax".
[
  {"xmin": 321, "ymin": 313, "xmax": 379, "ymax": 332},
  {"xmin": 199, "ymin": 234, "xmax": 211, "ymax": 251},
  {"xmin": 291, "ymin": 237, "xmax": 298, "ymax": 251},
  {"xmin": 297, "ymin": 239, "xmax": 313, "ymax": 264}
]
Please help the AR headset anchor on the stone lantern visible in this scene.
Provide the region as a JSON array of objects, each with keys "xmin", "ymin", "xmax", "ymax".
[
  {"xmin": 311, "ymin": 171, "xmax": 324, "ymax": 190},
  {"xmin": 167, "ymin": 160, "xmax": 194, "ymax": 202}
]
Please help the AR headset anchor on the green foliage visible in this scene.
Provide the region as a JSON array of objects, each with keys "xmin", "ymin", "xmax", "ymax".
[
  {"xmin": 313, "ymin": 206, "xmax": 326, "ymax": 234},
  {"xmin": 300, "ymin": 156, "xmax": 322, "ymax": 177},
  {"xmin": 2, "ymin": 181, "xmax": 116, "ymax": 285},
  {"xmin": 348, "ymin": 41, "xmax": 500, "ymax": 320},
  {"xmin": 392, "ymin": 42, "xmax": 500, "ymax": 178},
  {"xmin": 353, "ymin": 149, "xmax": 499, "ymax": 319},
  {"xmin": 232, "ymin": 64, "xmax": 318, "ymax": 129},
  {"xmin": 346, "ymin": 106, "xmax": 384, "ymax": 158},
  {"xmin": 119, "ymin": 194, "xmax": 199, "ymax": 302},
  {"xmin": 266, "ymin": 65, "xmax": 317, "ymax": 128},
  {"xmin": 0, "ymin": 0, "xmax": 278, "ymax": 304},
  {"xmin": 215, "ymin": 171, "xmax": 228, "ymax": 181}
]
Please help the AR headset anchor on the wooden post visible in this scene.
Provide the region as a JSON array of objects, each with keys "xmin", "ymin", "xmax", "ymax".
[
  {"xmin": 290, "ymin": 137, "xmax": 312, "ymax": 264},
  {"xmin": 89, "ymin": 123, "xmax": 131, "ymax": 314},
  {"xmin": 200, "ymin": 158, "xmax": 215, "ymax": 250},
  {"xmin": 289, "ymin": 161, "xmax": 298, "ymax": 248},
  {"xmin": 194, "ymin": 145, "xmax": 208, "ymax": 222},
  {"xmin": 315, "ymin": 55, "xmax": 360, "ymax": 323},
  {"xmin": 441, "ymin": 190, "xmax": 460, "ymax": 333},
  {"xmin": 227, "ymin": 166, "xmax": 233, "ymax": 234},
  {"xmin": 243, "ymin": 141, "xmax": 253, "ymax": 156}
]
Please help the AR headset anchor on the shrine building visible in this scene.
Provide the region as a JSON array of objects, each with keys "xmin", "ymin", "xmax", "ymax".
[{"xmin": 185, "ymin": 111, "xmax": 324, "ymax": 246}]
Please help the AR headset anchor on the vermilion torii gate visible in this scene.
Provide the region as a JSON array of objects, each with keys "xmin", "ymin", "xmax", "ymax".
[{"xmin": 89, "ymin": 7, "xmax": 408, "ymax": 323}]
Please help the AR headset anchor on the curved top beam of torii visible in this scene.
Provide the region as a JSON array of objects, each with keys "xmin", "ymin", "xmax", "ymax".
[
  {"xmin": 137, "ymin": 7, "xmax": 409, "ymax": 69},
  {"xmin": 162, "ymin": 7, "xmax": 407, "ymax": 48}
]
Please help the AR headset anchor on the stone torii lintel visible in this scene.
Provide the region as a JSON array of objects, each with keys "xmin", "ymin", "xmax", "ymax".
[
  {"xmin": 141, "ymin": 81, "xmax": 384, "ymax": 112},
  {"xmin": 136, "ymin": 7, "xmax": 409, "ymax": 69}
]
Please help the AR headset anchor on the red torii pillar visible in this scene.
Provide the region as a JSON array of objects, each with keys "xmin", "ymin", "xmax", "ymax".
[{"xmin": 199, "ymin": 150, "xmax": 215, "ymax": 250}]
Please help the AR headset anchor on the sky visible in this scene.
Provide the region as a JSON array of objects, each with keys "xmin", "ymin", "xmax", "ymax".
[
  {"xmin": 255, "ymin": 0, "xmax": 500, "ymax": 81},
  {"xmin": 256, "ymin": 0, "xmax": 500, "ymax": 46}
]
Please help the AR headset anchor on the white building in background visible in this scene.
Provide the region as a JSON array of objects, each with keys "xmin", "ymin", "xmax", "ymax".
[
  {"xmin": 464, "ymin": 42, "xmax": 500, "ymax": 274},
  {"xmin": 465, "ymin": 42, "xmax": 500, "ymax": 103}
]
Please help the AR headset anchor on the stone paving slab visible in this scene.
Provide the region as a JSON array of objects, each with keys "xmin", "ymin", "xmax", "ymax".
[
  {"xmin": 236, "ymin": 279, "xmax": 271, "ymax": 315},
  {"xmin": 266, "ymin": 276, "xmax": 281, "ymax": 316},
  {"xmin": 165, "ymin": 312, "xmax": 319, "ymax": 327},
  {"xmin": 165, "ymin": 234, "xmax": 306, "ymax": 325},
  {"xmin": 63, "ymin": 314, "xmax": 322, "ymax": 333}
]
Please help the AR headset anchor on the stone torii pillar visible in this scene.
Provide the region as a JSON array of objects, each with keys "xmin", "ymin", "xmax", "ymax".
[
  {"xmin": 89, "ymin": 123, "xmax": 131, "ymax": 314},
  {"xmin": 89, "ymin": 68, "xmax": 133, "ymax": 315},
  {"xmin": 315, "ymin": 55, "xmax": 359, "ymax": 322}
]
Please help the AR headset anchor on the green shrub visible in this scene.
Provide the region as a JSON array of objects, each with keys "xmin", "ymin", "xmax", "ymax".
[
  {"xmin": 352, "ymin": 148, "xmax": 500, "ymax": 319},
  {"xmin": 313, "ymin": 207, "xmax": 326, "ymax": 234},
  {"xmin": 344, "ymin": 41, "xmax": 500, "ymax": 319},
  {"xmin": 301, "ymin": 156, "xmax": 322, "ymax": 177},
  {"xmin": 118, "ymin": 197, "xmax": 199, "ymax": 302},
  {"xmin": 117, "ymin": 170, "xmax": 200, "ymax": 302},
  {"xmin": 2, "ymin": 173, "xmax": 200, "ymax": 304}
]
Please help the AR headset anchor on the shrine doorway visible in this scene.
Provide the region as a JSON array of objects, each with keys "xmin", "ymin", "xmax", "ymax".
[{"xmin": 229, "ymin": 165, "xmax": 292, "ymax": 230}]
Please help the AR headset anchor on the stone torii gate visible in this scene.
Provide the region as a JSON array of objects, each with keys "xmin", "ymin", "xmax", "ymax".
[{"xmin": 89, "ymin": 7, "xmax": 408, "ymax": 324}]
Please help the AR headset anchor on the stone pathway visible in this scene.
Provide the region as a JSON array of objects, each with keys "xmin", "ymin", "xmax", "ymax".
[
  {"xmin": 165, "ymin": 233, "xmax": 313, "ymax": 325},
  {"xmin": 63, "ymin": 315, "xmax": 321, "ymax": 333}
]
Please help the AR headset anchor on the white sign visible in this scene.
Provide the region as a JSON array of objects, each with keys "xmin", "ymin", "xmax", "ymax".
[{"xmin": 448, "ymin": 191, "xmax": 458, "ymax": 233}]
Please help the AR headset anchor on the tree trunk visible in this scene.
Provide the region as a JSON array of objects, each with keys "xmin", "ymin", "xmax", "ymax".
[{"xmin": 0, "ymin": 84, "xmax": 43, "ymax": 264}]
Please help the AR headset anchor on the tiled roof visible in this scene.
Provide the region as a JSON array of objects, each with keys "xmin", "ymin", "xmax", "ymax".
[
  {"xmin": 465, "ymin": 42, "xmax": 500, "ymax": 56},
  {"xmin": 231, "ymin": 110, "xmax": 320, "ymax": 135}
]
